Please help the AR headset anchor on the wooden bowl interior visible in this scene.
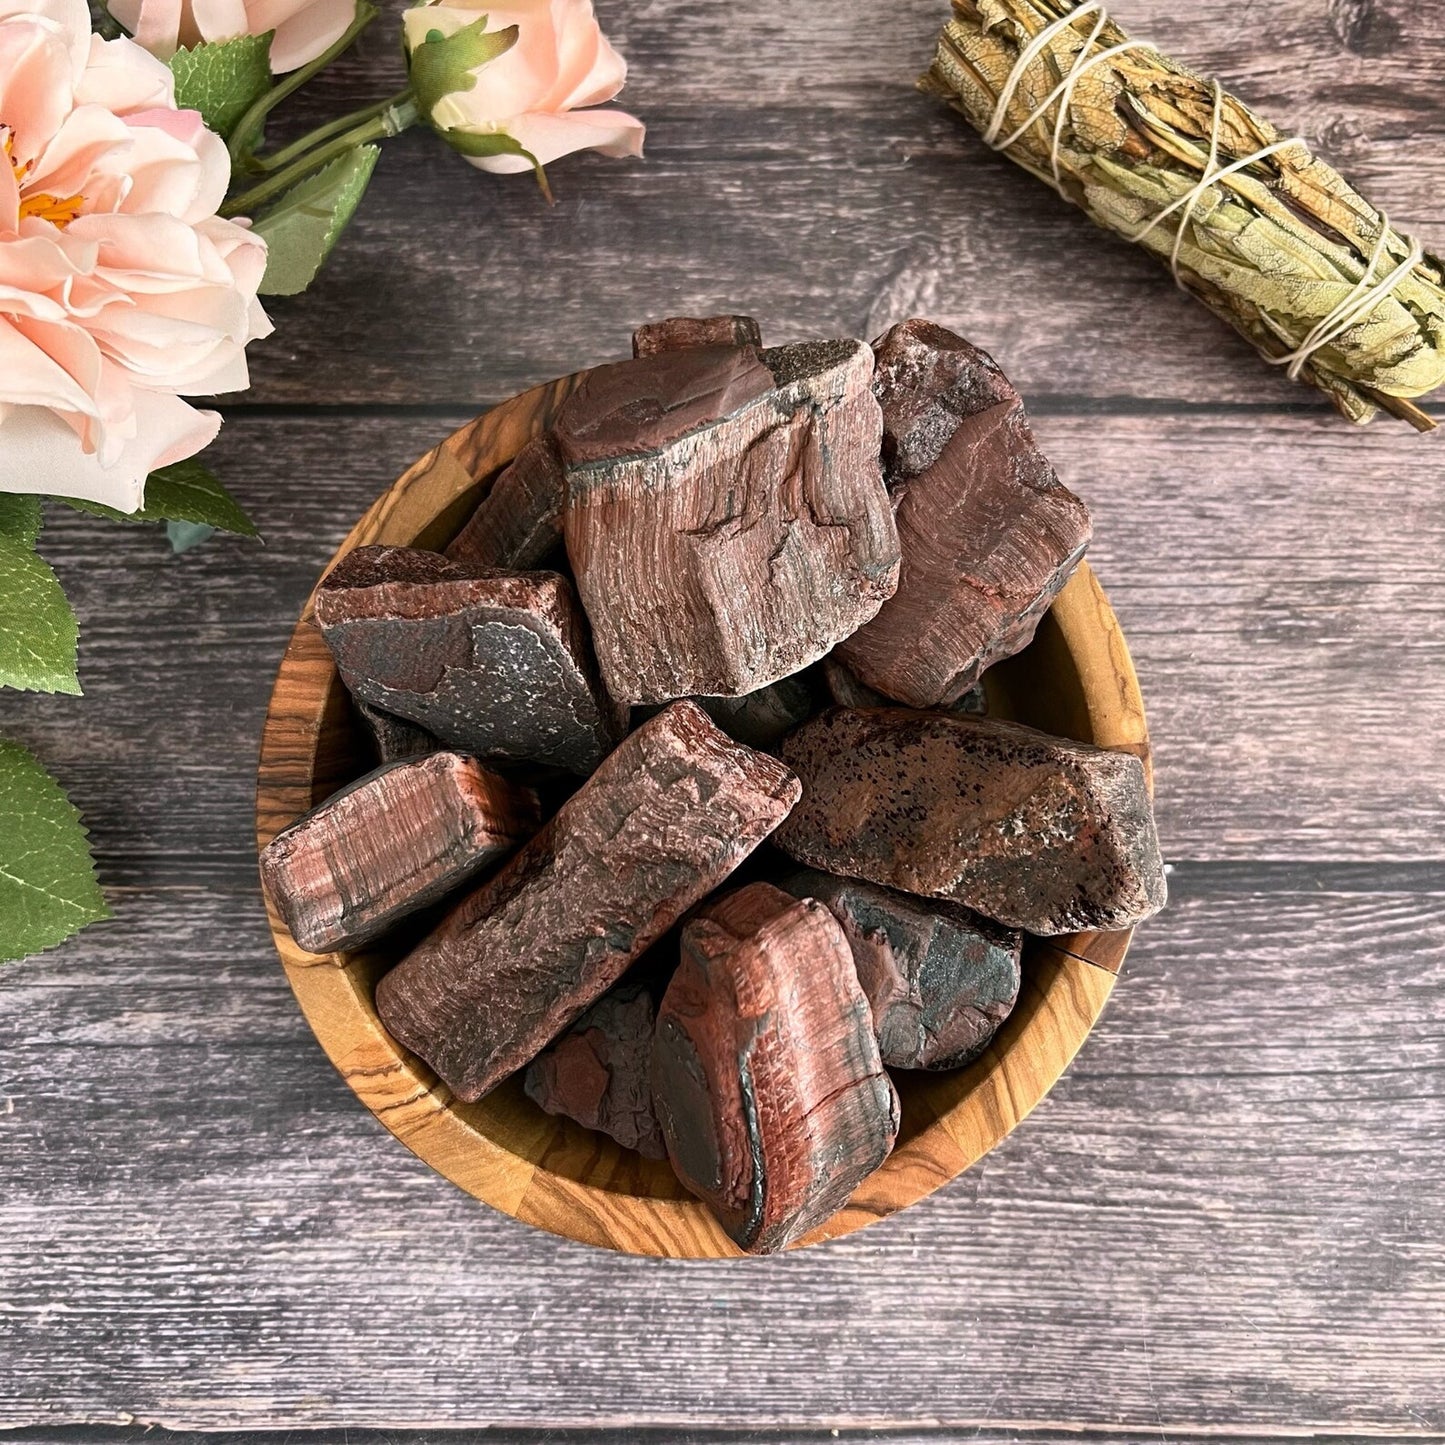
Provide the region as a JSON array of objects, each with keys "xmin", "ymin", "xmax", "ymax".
[{"xmin": 257, "ymin": 372, "xmax": 1146, "ymax": 1257}]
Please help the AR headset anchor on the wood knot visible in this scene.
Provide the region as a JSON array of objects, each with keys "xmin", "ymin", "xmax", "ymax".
[{"xmin": 1327, "ymin": 0, "xmax": 1403, "ymax": 57}]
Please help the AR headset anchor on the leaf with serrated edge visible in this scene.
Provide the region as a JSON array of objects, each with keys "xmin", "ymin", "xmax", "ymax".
[
  {"xmin": 0, "ymin": 739, "xmax": 109, "ymax": 963},
  {"xmin": 169, "ymin": 33, "xmax": 274, "ymax": 138},
  {"xmin": 253, "ymin": 145, "xmax": 381, "ymax": 296},
  {"xmin": 0, "ymin": 495, "xmax": 42, "ymax": 548},
  {"xmin": 54, "ymin": 460, "xmax": 259, "ymax": 538},
  {"xmin": 0, "ymin": 538, "xmax": 80, "ymax": 695}
]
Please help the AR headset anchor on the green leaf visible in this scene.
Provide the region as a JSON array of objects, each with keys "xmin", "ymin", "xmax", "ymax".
[
  {"xmin": 0, "ymin": 495, "xmax": 42, "ymax": 548},
  {"xmin": 0, "ymin": 539, "xmax": 80, "ymax": 695},
  {"xmin": 439, "ymin": 127, "xmax": 551, "ymax": 197},
  {"xmin": 252, "ymin": 145, "xmax": 381, "ymax": 296},
  {"xmin": 166, "ymin": 520, "xmax": 215, "ymax": 553},
  {"xmin": 0, "ymin": 739, "xmax": 109, "ymax": 963},
  {"xmin": 408, "ymin": 15, "xmax": 519, "ymax": 118},
  {"xmin": 170, "ymin": 33, "xmax": 274, "ymax": 139},
  {"xmin": 54, "ymin": 460, "xmax": 259, "ymax": 538}
]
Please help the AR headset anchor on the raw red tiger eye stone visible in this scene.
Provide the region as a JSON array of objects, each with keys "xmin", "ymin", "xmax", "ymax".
[
  {"xmin": 835, "ymin": 320, "xmax": 1091, "ymax": 708},
  {"xmin": 315, "ymin": 545, "xmax": 626, "ymax": 775},
  {"xmin": 777, "ymin": 708, "xmax": 1167, "ymax": 935},
  {"xmin": 353, "ymin": 699, "xmax": 436, "ymax": 764},
  {"xmin": 375, "ymin": 702, "xmax": 801, "ymax": 1103},
  {"xmin": 780, "ymin": 868, "xmax": 1022, "ymax": 1071},
  {"xmin": 820, "ymin": 656, "xmax": 986, "ymax": 717},
  {"xmin": 445, "ymin": 433, "xmax": 565, "ymax": 571},
  {"xmin": 259, "ymin": 752, "xmax": 541, "ymax": 954},
  {"xmin": 523, "ymin": 981, "xmax": 667, "ymax": 1158},
  {"xmin": 651, "ymin": 881, "xmax": 899, "ymax": 1255},
  {"xmin": 632, "ymin": 314, "xmax": 764, "ymax": 357},
  {"xmin": 556, "ymin": 340, "xmax": 899, "ymax": 704}
]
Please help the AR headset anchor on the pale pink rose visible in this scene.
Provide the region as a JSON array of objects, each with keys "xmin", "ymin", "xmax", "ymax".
[
  {"xmin": 0, "ymin": 0, "xmax": 271, "ymax": 513},
  {"xmin": 107, "ymin": 0, "xmax": 355, "ymax": 73},
  {"xmin": 403, "ymin": 0, "xmax": 644, "ymax": 175}
]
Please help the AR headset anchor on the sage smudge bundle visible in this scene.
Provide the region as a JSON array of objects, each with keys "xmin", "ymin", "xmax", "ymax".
[{"xmin": 922, "ymin": 0, "xmax": 1445, "ymax": 429}]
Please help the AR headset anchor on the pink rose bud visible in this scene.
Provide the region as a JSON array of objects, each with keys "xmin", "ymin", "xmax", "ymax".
[{"xmin": 107, "ymin": 0, "xmax": 357, "ymax": 72}]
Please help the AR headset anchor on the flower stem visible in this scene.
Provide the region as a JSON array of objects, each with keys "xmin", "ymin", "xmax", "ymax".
[
  {"xmin": 222, "ymin": 98, "xmax": 420, "ymax": 218},
  {"xmin": 249, "ymin": 88, "xmax": 413, "ymax": 173},
  {"xmin": 227, "ymin": 0, "xmax": 381, "ymax": 170}
]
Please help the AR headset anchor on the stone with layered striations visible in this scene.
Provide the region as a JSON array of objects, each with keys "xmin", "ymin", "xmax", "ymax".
[
  {"xmin": 375, "ymin": 702, "xmax": 800, "ymax": 1102},
  {"xmin": 780, "ymin": 868, "xmax": 1021, "ymax": 1071},
  {"xmin": 445, "ymin": 432, "xmax": 566, "ymax": 571},
  {"xmin": 776, "ymin": 708, "xmax": 1167, "ymax": 935},
  {"xmin": 633, "ymin": 314, "xmax": 763, "ymax": 357},
  {"xmin": 259, "ymin": 752, "xmax": 541, "ymax": 955},
  {"xmin": 524, "ymin": 981, "xmax": 667, "ymax": 1158},
  {"xmin": 652, "ymin": 881, "xmax": 899, "ymax": 1254},
  {"xmin": 557, "ymin": 340, "xmax": 899, "ymax": 704},
  {"xmin": 836, "ymin": 320, "xmax": 1091, "ymax": 708},
  {"xmin": 315, "ymin": 546, "xmax": 626, "ymax": 775}
]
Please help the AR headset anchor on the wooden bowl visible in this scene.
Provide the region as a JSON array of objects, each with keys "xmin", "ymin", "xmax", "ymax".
[{"xmin": 256, "ymin": 370, "xmax": 1152, "ymax": 1258}]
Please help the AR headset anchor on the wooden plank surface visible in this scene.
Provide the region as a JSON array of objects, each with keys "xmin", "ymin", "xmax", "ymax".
[{"xmin": 3, "ymin": 0, "xmax": 1445, "ymax": 1433}]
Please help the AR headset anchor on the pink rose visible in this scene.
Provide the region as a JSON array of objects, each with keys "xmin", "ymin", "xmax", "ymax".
[
  {"xmin": 0, "ymin": 0, "xmax": 271, "ymax": 512},
  {"xmin": 107, "ymin": 0, "xmax": 356, "ymax": 73},
  {"xmin": 403, "ymin": 0, "xmax": 644, "ymax": 175}
]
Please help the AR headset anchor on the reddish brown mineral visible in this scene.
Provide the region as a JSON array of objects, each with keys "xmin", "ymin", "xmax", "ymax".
[
  {"xmin": 821, "ymin": 656, "xmax": 986, "ymax": 717},
  {"xmin": 523, "ymin": 982, "xmax": 667, "ymax": 1158},
  {"xmin": 781, "ymin": 868, "xmax": 1021, "ymax": 1071},
  {"xmin": 633, "ymin": 674, "xmax": 817, "ymax": 751},
  {"xmin": 375, "ymin": 702, "xmax": 801, "ymax": 1102},
  {"xmin": 445, "ymin": 433, "xmax": 565, "ymax": 571},
  {"xmin": 354, "ymin": 699, "xmax": 436, "ymax": 764},
  {"xmin": 259, "ymin": 752, "xmax": 541, "ymax": 954},
  {"xmin": 835, "ymin": 320, "xmax": 1091, "ymax": 708},
  {"xmin": 777, "ymin": 708, "xmax": 1167, "ymax": 935},
  {"xmin": 652, "ymin": 882, "xmax": 898, "ymax": 1254},
  {"xmin": 315, "ymin": 546, "xmax": 626, "ymax": 775},
  {"xmin": 557, "ymin": 340, "xmax": 899, "ymax": 703},
  {"xmin": 633, "ymin": 315, "xmax": 763, "ymax": 357}
]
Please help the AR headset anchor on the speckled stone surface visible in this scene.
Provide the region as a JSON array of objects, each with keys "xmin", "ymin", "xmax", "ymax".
[
  {"xmin": 523, "ymin": 981, "xmax": 667, "ymax": 1159},
  {"xmin": 375, "ymin": 703, "xmax": 801, "ymax": 1103},
  {"xmin": 633, "ymin": 314, "xmax": 763, "ymax": 357},
  {"xmin": 777, "ymin": 708, "xmax": 1167, "ymax": 934},
  {"xmin": 315, "ymin": 545, "xmax": 626, "ymax": 775},
  {"xmin": 445, "ymin": 433, "xmax": 566, "ymax": 571},
  {"xmin": 259, "ymin": 752, "xmax": 541, "ymax": 954},
  {"xmin": 781, "ymin": 868, "xmax": 1022, "ymax": 1071},
  {"xmin": 558, "ymin": 340, "xmax": 899, "ymax": 704},
  {"xmin": 651, "ymin": 882, "xmax": 899, "ymax": 1254}
]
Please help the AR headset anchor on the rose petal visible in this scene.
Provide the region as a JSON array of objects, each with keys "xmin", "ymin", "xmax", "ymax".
[{"xmin": 462, "ymin": 105, "xmax": 644, "ymax": 172}]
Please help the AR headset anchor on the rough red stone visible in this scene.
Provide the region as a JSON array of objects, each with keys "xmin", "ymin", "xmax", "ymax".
[
  {"xmin": 523, "ymin": 981, "xmax": 666, "ymax": 1158},
  {"xmin": 835, "ymin": 321, "xmax": 1091, "ymax": 708},
  {"xmin": 821, "ymin": 656, "xmax": 986, "ymax": 717},
  {"xmin": 557, "ymin": 340, "xmax": 899, "ymax": 703},
  {"xmin": 781, "ymin": 868, "xmax": 1021, "ymax": 1071},
  {"xmin": 652, "ymin": 882, "xmax": 898, "ymax": 1254},
  {"xmin": 375, "ymin": 702, "xmax": 800, "ymax": 1102},
  {"xmin": 633, "ymin": 674, "xmax": 817, "ymax": 751},
  {"xmin": 633, "ymin": 314, "xmax": 763, "ymax": 357},
  {"xmin": 776, "ymin": 708, "xmax": 1167, "ymax": 935},
  {"xmin": 315, "ymin": 546, "xmax": 626, "ymax": 775},
  {"xmin": 354, "ymin": 698, "xmax": 436, "ymax": 764},
  {"xmin": 445, "ymin": 433, "xmax": 565, "ymax": 571},
  {"xmin": 259, "ymin": 752, "xmax": 541, "ymax": 955}
]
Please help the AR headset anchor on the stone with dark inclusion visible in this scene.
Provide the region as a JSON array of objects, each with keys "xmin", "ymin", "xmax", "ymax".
[
  {"xmin": 776, "ymin": 708, "xmax": 1167, "ymax": 935},
  {"xmin": 557, "ymin": 340, "xmax": 899, "ymax": 704},
  {"xmin": 375, "ymin": 702, "xmax": 800, "ymax": 1102},
  {"xmin": 523, "ymin": 981, "xmax": 667, "ymax": 1158},
  {"xmin": 780, "ymin": 868, "xmax": 1021, "ymax": 1071},
  {"xmin": 651, "ymin": 881, "xmax": 899, "ymax": 1254},
  {"xmin": 633, "ymin": 674, "xmax": 817, "ymax": 751},
  {"xmin": 835, "ymin": 319, "xmax": 1091, "ymax": 708},
  {"xmin": 259, "ymin": 752, "xmax": 541, "ymax": 954},
  {"xmin": 315, "ymin": 545, "xmax": 626, "ymax": 775},
  {"xmin": 353, "ymin": 698, "xmax": 437, "ymax": 764},
  {"xmin": 445, "ymin": 432, "xmax": 566, "ymax": 571},
  {"xmin": 633, "ymin": 314, "xmax": 763, "ymax": 357},
  {"xmin": 821, "ymin": 656, "xmax": 986, "ymax": 717}
]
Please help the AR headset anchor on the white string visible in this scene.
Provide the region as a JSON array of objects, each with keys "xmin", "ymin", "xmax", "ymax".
[{"xmin": 982, "ymin": 0, "xmax": 1103, "ymax": 146}]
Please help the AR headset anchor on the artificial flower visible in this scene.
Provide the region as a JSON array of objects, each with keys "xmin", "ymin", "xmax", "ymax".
[
  {"xmin": 402, "ymin": 0, "xmax": 644, "ymax": 177},
  {"xmin": 0, "ymin": 0, "xmax": 271, "ymax": 512},
  {"xmin": 107, "ymin": 0, "xmax": 355, "ymax": 73}
]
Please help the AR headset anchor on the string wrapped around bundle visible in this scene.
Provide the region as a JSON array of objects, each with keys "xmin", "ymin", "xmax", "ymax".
[{"xmin": 922, "ymin": 0, "xmax": 1445, "ymax": 429}]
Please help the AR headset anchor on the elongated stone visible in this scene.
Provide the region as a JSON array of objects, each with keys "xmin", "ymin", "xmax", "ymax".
[
  {"xmin": 781, "ymin": 868, "xmax": 1021, "ymax": 1071},
  {"xmin": 836, "ymin": 321, "xmax": 1091, "ymax": 708},
  {"xmin": 259, "ymin": 752, "xmax": 541, "ymax": 955},
  {"xmin": 445, "ymin": 433, "xmax": 565, "ymax": 571},
  {"xmin": 652, "ymin": 882, "xmax": 898, "ymax": 1254},
  {"xmin": 633, "ymin": 314, "xmax": 763, "ymax": 357},
  {"xmin": 315, "ymin": 546, "xmax": 625, "ymax": 775},
  {"xmin": 523, "ymin": 982, "xmax": 667, "ymax": 1158},
  {"xmin": 375, "ymin": 702, "xmax": 800, "ymax": 1102},
  {"xmin": 777, "ymin": 708, "xmax": 1167, "ymax": 935},
  {"xmin": 558, "ymin": 340, "xmax": 899, "ymax": 703},
  {"xmin": 354, "ymin": 699, "xmax": 437, "ymax": 764}
]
